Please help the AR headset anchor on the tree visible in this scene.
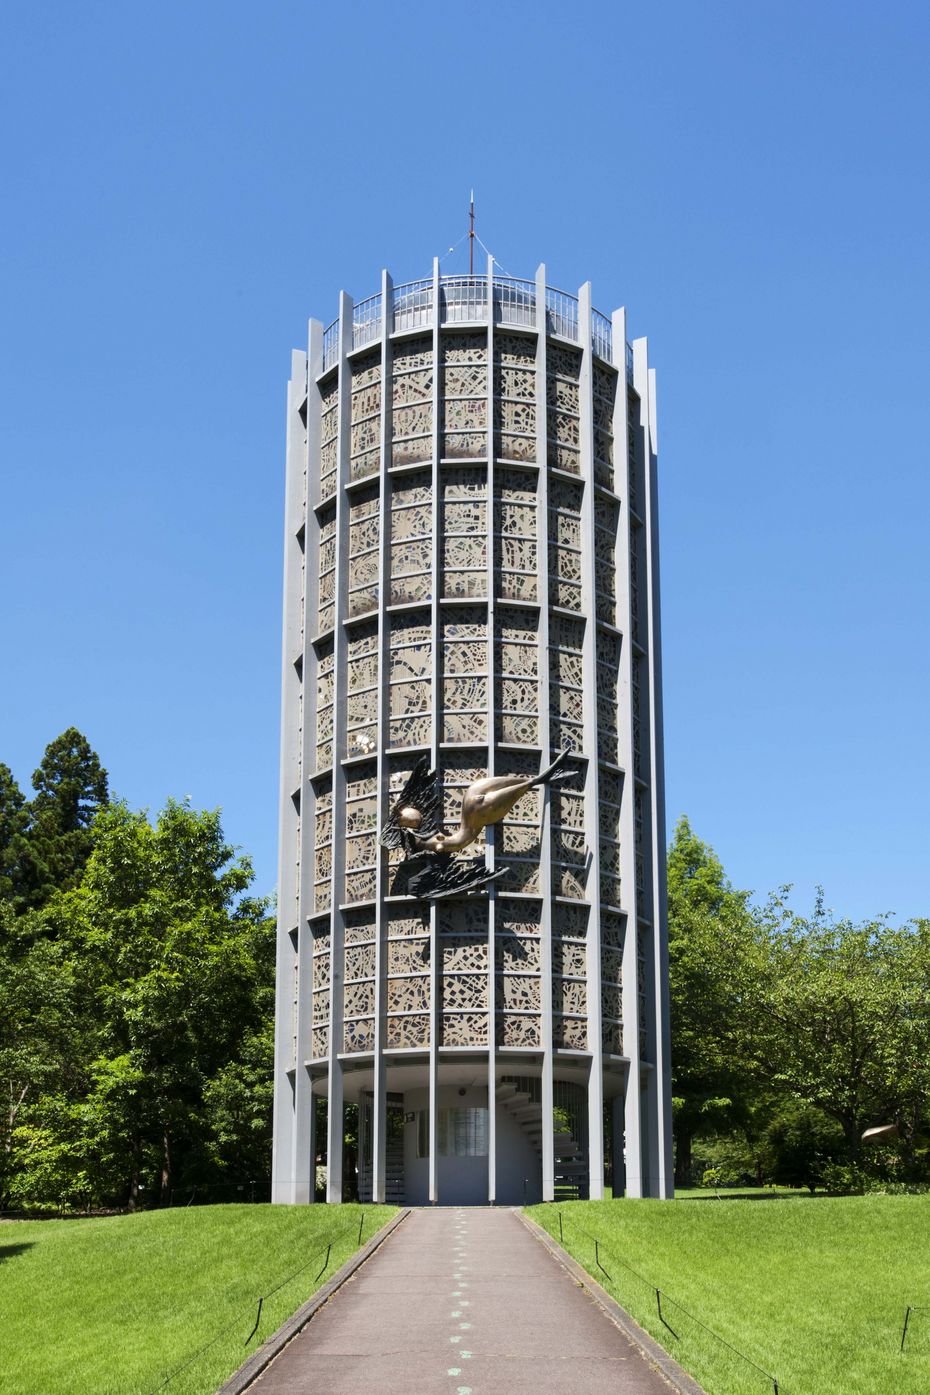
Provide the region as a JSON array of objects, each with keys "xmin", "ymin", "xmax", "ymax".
[
  {"xmin": 202, "ymin": 1022, "xmax": 275, "ymax": 1188},
  {"xmin": 666, "ymin": 816, "xmax": 765, "ymax": 1185},
  {"xmin": 21, "ymin": 728, "xmax": 108, "ymax": 908},
  {"xmin": 53, "ymin": 798, "xmax": 273, "ymax": 1206},
  {"xmin": 0, "ymin": 907, "xmax": 84, "ymax": 1207},
  {"xmin": 760, "ymin": 1101, "xmax": 845, "ymax": 1193},
  {"xmin": 759, "ymin": 899, "xmax": 930, "ymax": 1174},
  {"xmin": 0, "ymin": 764, "xmax": 29, "ymax": 907}
]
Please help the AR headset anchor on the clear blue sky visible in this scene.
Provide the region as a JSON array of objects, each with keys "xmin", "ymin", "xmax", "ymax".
[{"xmin": 2, "ymin": 1, "xmax": 928, "ymax": 922}]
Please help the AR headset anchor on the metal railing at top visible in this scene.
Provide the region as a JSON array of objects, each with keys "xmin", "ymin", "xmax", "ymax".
[
  {"xmin": 319, "ymin": 274, "xmax": 632, "ymax": 378},
  {"xmin": 591, "ymin": 309, "xmax": 612, "ymax": 362},
  {"xmin": 545, "ymin": 285, "xmax": 579, "ymax": 343},
  {"xmin": 440, "ymin": 274, "xmax": 488, "ymax": 323},
  {"xmin": 322, "ymin": 318, "xmax": 339, "ymax": 372},
  {"xmin": 352, "ymin": 292, "xmax": 382, "ymax": 351},
  {"xmin": 493, "ymin": 275, "xmax": 536, "ymax": 328},
  {"xmin": 393, "ymin": 278, "xmax": 433, "ymax": 333}
]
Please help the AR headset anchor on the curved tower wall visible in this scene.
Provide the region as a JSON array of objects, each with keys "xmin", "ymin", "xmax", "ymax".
[{"xmin": 272, "ymin": 259, "xmax": 672, "ymax": 1205}]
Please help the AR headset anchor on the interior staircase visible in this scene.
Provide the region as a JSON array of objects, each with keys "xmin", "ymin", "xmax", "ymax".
[{"xmin": 495, "ymin": 1080, "xmax": 588, "ymax": 1200}]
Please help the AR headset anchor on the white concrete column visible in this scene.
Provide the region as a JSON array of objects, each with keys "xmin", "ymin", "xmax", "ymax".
[
  {"xmin": 326, "ymin": 290, "xmax": 354, "ymax": 1203},
  {"xmin": 608, "ymin": 307, "xmax": 642, "ymax": 1199},
  {"xmin": 485, "ymin": 254, "xmax": 498, "ymax": 1205},
  {"xmin": 372, "ymin": 270, "xmax": 393, "ymax": 1205},
  {"xmin": 535, "ymin": 264, "xmax": 556, "ymax": 1203},
  {"xmin": 292, "ymin": 318, "xmax": 326, "ymax": 1204},
  {"xmin": 428, "ymin": 257, "xmax": 442, "ymax": 1204},
  {"xmin": 577, "ymin": 284, "xmax": 605, "ymax": 1201},
  {"xmin": 642, "ymin": 361, "xmax": 674, "ymax": 1198},
  {"xmin": 271, "ymin": 346, "xmax": 309, "ymax": 1204}
]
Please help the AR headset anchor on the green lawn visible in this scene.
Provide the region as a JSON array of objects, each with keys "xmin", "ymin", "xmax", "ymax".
[
  {"xmin": 530, "ymin": 1194, "xmax": 930, "ymax": 1395},
  {"xmin": 0, "ymin": 1203, "xmax": 396, "ymax": 1395}
]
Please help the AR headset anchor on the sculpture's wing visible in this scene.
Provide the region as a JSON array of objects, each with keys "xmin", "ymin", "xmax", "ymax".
[
  {"xmin": 429, "ymin": 858, "xmax": 507, "ymax": 901},
  {"xmin": 379, "ymin": 756, "xmax": 443, "ymax": 850},
  {"xmin": 390, "ymin": 851, "xmax": 506, "ymax": 901}
]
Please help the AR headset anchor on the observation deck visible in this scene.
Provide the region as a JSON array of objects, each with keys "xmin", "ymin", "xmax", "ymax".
[{"xmin": 321, "ymin": 272, "xmax": 633, "ymax": 379}]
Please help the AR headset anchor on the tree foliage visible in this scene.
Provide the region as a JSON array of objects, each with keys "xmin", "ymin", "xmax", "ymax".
[
  {"xmin": 669, "ymin": 820, "xmax": 930, "ymax": 1190},
  {"xmin": 0, "ymin": 764, "xmax": 29, "ymax": 905},
  {"xmin": 22, "ymin": 727, "xmax": 109, "ymax": 908},
  {"xmin": 666, "ymin": 816, "xmax": 763, "ymax": 1184},
  {"xmin": 0, "ymin": 732, "xmax": 275, "ymax": 1211},
  {"xmin": 759, "ymin": 899, "xmax": 930, "ymax": 1161}
]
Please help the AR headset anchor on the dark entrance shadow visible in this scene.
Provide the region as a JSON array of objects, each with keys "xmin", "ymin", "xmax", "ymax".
[{"xmin": 0, "ymin": 1241, "xmax": 34, "ymax": 1263}]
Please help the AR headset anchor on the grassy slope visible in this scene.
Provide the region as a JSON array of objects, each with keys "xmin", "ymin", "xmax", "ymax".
[
  {"xmin": 530, "ymin": 1195, "xmax": 930, "ymax": 1395},
  {"xmin": 0, "ymin": 1203, "xmax": 396, "ymax": 1395}
]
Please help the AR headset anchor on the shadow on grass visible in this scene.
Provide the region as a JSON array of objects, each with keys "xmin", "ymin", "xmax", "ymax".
[
  {"xmin": 680, "ymin": 1190, "xmax": 839, "ymax": 1202},
  {"xmin": 0, "ymin": 1241, "xmax": 34, "ymax": 1263}
]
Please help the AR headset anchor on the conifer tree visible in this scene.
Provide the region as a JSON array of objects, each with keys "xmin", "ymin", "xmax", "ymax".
[
  {"xmin": 0, "ymin": 763, "xmax": 29, "ymax": 907},
  {"xmin": 21, "ymin": 728, "xmax": 109, "ymax": 907}
]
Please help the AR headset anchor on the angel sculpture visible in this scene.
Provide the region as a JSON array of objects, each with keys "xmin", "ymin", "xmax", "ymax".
[{"xmin": 380, "ymin": 751, "xmax": 575, "ymax": 901}]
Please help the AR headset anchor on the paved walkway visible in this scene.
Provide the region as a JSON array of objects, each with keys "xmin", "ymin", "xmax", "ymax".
[{"xmin": 251, "ymin": 1207, "xmax": 678, "ymax": 1394}]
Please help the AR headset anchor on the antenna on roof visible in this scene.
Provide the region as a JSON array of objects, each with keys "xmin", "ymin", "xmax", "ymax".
[{"xmin": 469, "ymin": 190, "xmax": 475, "ymax": 275}]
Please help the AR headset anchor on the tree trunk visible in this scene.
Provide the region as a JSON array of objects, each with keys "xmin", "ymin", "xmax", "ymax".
[
  {"xmin": 674, "ymin": 1128, "xmax": 693, "ymax": 1187},
  {"xmin": 127, "ymin": 1139, "xmax": 142, "ymax": 1211},
  {"xmin": 160, "ymin": 1131, "xmax": 172, "ymax": 1207},
  {"xmin": 842, "ymin": 1117, "xmax": 862, "ymax": 1164}
]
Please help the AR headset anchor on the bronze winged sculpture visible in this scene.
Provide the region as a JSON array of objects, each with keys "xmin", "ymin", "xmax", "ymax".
[{"xmin": 380, "ymin": 751, "xmax": 576, "ymax": 900}]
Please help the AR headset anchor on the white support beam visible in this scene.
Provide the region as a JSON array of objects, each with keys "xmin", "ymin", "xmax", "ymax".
[
  {"xmin": 485, "ymin": 252, "xmax": 498, "ymax": 1205},
  {"xmin": 535, "ymin": 263, "xmax": 556, "ymax": 1204},
  {"xmin": 577, "ymin": 282, "xmax": 605, "ymax": 1201},
  {"xmin": 643, "ymin": 362, "xmax": 674, "ymax": 1198},
  {"xmin": 325, "ymin": 290, "xmax": 354, "ymax": 1204},
  {"xmin": 611, "ymin": 307, "xmax": 644, "ymax": 1199},
  {"xmin": 271, "ymin": 345, "xmax": 310, "ymax": 1204},
  {"xmin": 427, "ymin": 257, "xmax": 442, "ymax": 1205},
  {"xmin": 372, "ymin": 269, "xmax": 393, "ymax": 1205}
]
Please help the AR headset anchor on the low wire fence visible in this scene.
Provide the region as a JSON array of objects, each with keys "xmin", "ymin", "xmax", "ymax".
[
  {"xmin": 553, "ymin": 1209, "xmax": 783, "ymax": 1394},
  {"xmin": 149, "ymin": 1212, "xmax": 370, "ymax": 1393},
  {"xmin": 551, "ymin": 1209, "xmax": 930, "ymax": 1389},
  {"xmin": 901, "ymin": 1304, "xmax": 929, "ymax": 1352}
]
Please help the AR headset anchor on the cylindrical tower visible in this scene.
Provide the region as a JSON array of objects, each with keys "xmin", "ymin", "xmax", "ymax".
[{"xmin": 272, "ymin": 259, "xmax": 672, "ymax": 1205}]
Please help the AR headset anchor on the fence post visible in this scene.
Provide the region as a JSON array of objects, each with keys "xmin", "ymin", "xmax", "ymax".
[
  {"xmin": 901, "ymin": 1305, "xmax": 913, "ymax": 1353},
  {"xmin": 593, "ymin": 1238, "xmax": 612, "ymax": 1281},
  {"xmin": 244, "ymin": 1296, "xmax": 264, "ymax": 1346}
]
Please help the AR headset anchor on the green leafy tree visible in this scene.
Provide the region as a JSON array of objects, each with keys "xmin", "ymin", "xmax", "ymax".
[
  {"xmin": 21, "ymin": 728, "xmax": 109, "ymax": 908},
  {"xmin": 203, "ymin": 1023, "xmax": 275, "ymax": 1188},
  {"xmin": 759, "ymin": 899, "xmax": 930, "ymax": 1174},
  {"xmin": 760, "ymin": 1101, "xmax": 846, "ymax": 1193},
  {"xmin": 667, "ymin": 817, "xmax": 765, "ymax": 1185},
  {"xmin": 0, "ymin": 909, "xmax": 84, "ymax": 1207},
  {"xmin": 49, "ymin": 799, "xmax": 274, "ymax": 1207}
]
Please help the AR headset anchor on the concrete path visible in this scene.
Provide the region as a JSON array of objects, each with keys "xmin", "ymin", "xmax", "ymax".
[{"xmin": 250, "ymin": 1207, "xmax": 679, "ymax": 1394}]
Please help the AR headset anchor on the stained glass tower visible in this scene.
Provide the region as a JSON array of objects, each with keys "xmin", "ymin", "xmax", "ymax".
[{"xmin": 271, "ymin": 259, "xmax": 672, "ymax": 1205}]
